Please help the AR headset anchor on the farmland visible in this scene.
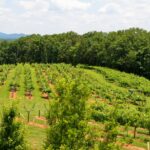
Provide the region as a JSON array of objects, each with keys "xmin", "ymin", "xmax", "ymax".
[{"xmin": 0, "ymin": 63, "xmax": 150, "ymax": 150}]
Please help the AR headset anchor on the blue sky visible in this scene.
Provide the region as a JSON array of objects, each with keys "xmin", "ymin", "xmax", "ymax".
[{"xmin": 0, "ymin": 0, "xmax": 150, "ymax": 34}]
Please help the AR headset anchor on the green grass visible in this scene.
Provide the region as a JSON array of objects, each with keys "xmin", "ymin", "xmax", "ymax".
[
  {"xmin": 0, "ymin": 64, "xmax": 49, "ymax": 149},
  {"xmin": 26, "ymin": 126, "xmax": 46, "ymax": 150}
]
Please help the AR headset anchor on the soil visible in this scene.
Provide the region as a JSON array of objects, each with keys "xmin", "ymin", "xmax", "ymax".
[
  {"xmin": 27, "ymin": 95, "xmax": 33, "ymax": 100},
  {"xmin": 128, "ymin": 129, "xmax": 150, "ymax": 138},
  {"xmin": 9, "ymin": 91, "xmax": 17, "ymax": 99},
  {"xmin": 123, "ymin": 144, "xmax": 146, "ymax": 150},
  {"xmin": 35, "ymin": 116, "xmax": 47, "ymax": 121},
  {"xmin": 95, "ymin": 95, "xmax": 100, "ymax": 99},
  {"xmin": 15, "ymin": 117, "xmax": 24, "ymax": 123},
  {"xmin": 41, "ymin": 93, "xmax": 49, "ymax": 99},
  {"xmin": 28, "ymin": 121, "xmax": 48, "ymax": 129},
  {"xmin": 25, "ymin": 91, "xmax": 33, "ymax": 100},
  {"xmin": 15, "ymin": 117, "xmax": 48, "ymax": 129}
]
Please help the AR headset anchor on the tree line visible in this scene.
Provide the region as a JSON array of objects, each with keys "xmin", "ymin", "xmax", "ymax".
[{"xmin": 0, "ymin": 28, "xmax": 150, "ymax": 79}]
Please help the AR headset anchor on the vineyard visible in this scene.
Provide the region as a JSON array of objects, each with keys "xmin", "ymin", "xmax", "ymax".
[{"xmin": 0, "ymin": 63, "xmax": 150, "ymax": 150}]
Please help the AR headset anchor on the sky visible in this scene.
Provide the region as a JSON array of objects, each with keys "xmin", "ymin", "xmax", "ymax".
[{"xmin": 0, "ymin": 0, "xmax": 150, "ymax": 34}]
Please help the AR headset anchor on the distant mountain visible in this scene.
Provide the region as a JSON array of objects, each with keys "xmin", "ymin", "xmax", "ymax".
[{"xmin": 0, "ymin": 32, "xmax": 27, "ymax": 40}]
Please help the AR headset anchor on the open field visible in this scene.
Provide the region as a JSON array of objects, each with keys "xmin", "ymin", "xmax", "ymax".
[{"xmin": 0, "ymin": 63, "xmax": 150, "ymax": 150}]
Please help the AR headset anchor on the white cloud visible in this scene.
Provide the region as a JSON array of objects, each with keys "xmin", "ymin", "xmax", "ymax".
[
  {"xmin": 0, "ymin": 7, "xmax": 11, "ymax": 16},
  {"xmin": 96, "ymin": 0, "xmax": 150, "ymax": 31},
  {"xmin": 19, "ymin": 0, "xmax": 50, "ymax": 12},
  {"xmin": 0, "ymin": 0, "xmax": 14, "ymax": 23},
  {"xmin": 0, "ymin": 0, "xmax": 4, "ymax": 6},
  {"xmin": 19, "ymin": 0, "xmax": 91, "ymax": 11},
  {"xmin": 0, "ymin": 0, "xmax": 150, "ymax": 34},
  {"xmin": 51, "ymin": 0, "xmax": 91, "ymax": 10},
  {"xmin": 98, "ymin": 3, "xmax": 122, "ymax": 15}
]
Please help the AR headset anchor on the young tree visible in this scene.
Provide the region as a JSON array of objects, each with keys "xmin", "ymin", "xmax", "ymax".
[
  {"xmin": 144, "ymin": 113, "xmax": 150, "ymax": 135},
  {"xmin": 0, "ymin": 105, "xmax": 26, "ymax": 150},
  {"xmin": 130, "ymin": 109, "xmax": 141, "ymax": 138},
  {"xmin": 99, "ymin": 119, "xmax": 120, "ymax": 150},
  {"xmin": 45, "ymin": 75, "xmax": 91, "ymax": 150},
  {"xmin": 98, "ymin": 104, "xmax": 120, "ymax": 150}
]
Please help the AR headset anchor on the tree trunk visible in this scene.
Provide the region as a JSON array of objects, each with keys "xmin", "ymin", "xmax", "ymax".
[
  {"xmin": 38, "ymin": 110, "xmax": 41, "ymax": 117},
  {"xmin": 27, "ymin": 111, "xmax": 30, "ymax": 122}
]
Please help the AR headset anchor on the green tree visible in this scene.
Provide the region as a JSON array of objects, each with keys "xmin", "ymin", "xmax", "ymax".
[
  {"xmin": 0, "ymin": 105, "xmax": 26, "ymax": 150},
  {"xmin": 144, "ymin": 113, "xmax": 150, "ymax": 135},
  {"xmin": 98, "ymin": 119, "xmax": 120, "ymax": 150},
  {"xmin": 45, "ymin": 76, "xmax": 91, "ymax": 150}
]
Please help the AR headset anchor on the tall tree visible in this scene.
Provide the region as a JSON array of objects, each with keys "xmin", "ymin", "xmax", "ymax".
[
  {"xmin": 45, "ymin": 75, "xmax": 91, "ymax": 149},
  {"xmin": 0, "ymin": 105, "xmax": 26, "ymax": 150}
]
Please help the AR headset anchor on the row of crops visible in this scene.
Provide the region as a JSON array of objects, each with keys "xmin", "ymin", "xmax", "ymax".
[
  {"xmin": 34, "ymin": 64, "xmax": 51, "ymax": 99},
  {"xmin": 0, "ymin": 63, "xmax": 149, "ymax": 148},
  {"xmin": 77, "ymin": 65, "xmax": 150, "ymax": 140},
  {"xmin": 78, "ymin": 65, "xmax": 149, "ymax": 106},
  {"xmin": 5, "ymin": 63, "xmax": 149, "ymax": 105},
  {"xmin": 33, "ymin": 63, "xmax": 150, "ymax": 141},
  {"xmin": 93, "ymin": 66, "xmax": 150, "ymax": 96},
  {"xmin": 24, "ymin": 64, "xmax": 34, "ymax": 97},
  {"xmin": 9, "ymin": 64, "xmax": 22, "ymax": 92},
  {"xmin": 1, "ymin": 63, "xmax": 150, "ymax": 107},
  {"xmin": 0, "ymin": 65, "xmax": 12, "ymax": 85}
]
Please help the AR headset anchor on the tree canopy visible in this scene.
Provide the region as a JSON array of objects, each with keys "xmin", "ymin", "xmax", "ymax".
[{"xmin": 0, "ymin": 28, "xmax": 149, "ymax": 79}]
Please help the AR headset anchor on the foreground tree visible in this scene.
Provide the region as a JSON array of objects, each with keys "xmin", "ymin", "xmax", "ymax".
[
  {"xmin": 0, "ymin": 104, "xmax": 26, "ymax": 150},
  {"xmin": 45, "ymin": 75, "xmax": 92, "ymax": 150}
]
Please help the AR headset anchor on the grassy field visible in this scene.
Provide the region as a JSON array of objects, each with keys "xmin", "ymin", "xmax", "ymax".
[
  {"xmin": 0, "ymin": 64, "xmax": 48, "ymax": 149},
  {"xmin": 0, "ymin": 63, "xmax": 149, "ymax": 150}
]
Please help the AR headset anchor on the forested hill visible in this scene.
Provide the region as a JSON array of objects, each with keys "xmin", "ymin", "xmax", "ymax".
[{"xmin": 0, "ymin": 28, "xmax": 149, "ymax": 79}]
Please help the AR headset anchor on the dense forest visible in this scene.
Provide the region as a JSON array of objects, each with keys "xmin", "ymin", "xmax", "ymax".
[{"xmin": 0, "ymin": 28, "xmax": 149, "ymax": 79}]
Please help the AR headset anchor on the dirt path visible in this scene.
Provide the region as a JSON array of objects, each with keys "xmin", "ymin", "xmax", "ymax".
[
  {"xmin": 28, "ymin": 122, "xmax": 48, "ymax": 129},
  {"xmin": 35, "ymin": 116, "xmax": 47, "ymax": 121},
  {"xmin": 123, "ymin": 144, "xmax": 146, "ymax": 150},
  {"xmin": 16, "ymin": 117, "xmax": 48, "ymax": 129}
]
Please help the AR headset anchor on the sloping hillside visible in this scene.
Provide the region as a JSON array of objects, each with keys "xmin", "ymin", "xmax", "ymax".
[{"xmin": 0, "ymin": 63, "xmax": 149, "ymax": 150}]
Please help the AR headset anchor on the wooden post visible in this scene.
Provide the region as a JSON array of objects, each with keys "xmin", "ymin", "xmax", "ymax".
[
  {"xmin": 27, "ymin": 111, "xmax": 30, "ymax": 122},
  {"xmin": 18, "ymin": 112, "xmax": 21, "ymax": 117},
  {"xmin": 38, "ymin": 110, "xmax": 41, "ymax": 118},
  {"xmin": 24, "ymin": 103, "xmax": 35, "ymax": 123},
  {"xmin": 133, "ymin": 126, "xmax": 137, "ymax": 138}
]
